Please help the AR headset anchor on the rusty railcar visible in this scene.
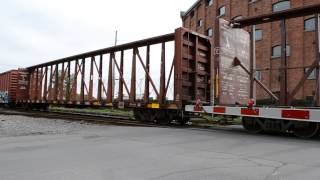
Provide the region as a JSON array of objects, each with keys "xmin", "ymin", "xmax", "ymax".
[{"xmin": 0, "ymin": 69, "xmax": 29, "ymax": 105}]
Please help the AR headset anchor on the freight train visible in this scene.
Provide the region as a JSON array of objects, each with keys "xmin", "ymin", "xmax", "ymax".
[{"xmin": 1, "ymin": 5, "xmax": 320, "ymax": 138}]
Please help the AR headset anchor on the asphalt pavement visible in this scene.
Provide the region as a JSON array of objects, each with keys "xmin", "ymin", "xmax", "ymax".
[{"xmin": 0, "ymin": 114, "xmax": 320, "ymax": 180}]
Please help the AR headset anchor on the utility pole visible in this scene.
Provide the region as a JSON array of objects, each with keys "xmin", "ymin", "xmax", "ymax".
[{"xmin": 112, "ymin": 30, "xmax": 118, "ymax": 101}]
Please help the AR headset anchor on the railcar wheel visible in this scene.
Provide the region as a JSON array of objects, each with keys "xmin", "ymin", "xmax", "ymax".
[
  {"xmin": 293, "ymin": 122, "xmax": 319, "ymax": 138},
  {"xmin": 134, "ymin": 109, "xmax": 152, "ymax": 122},
  {"xmin": 242, "ymin": 117, "xmax": 263, "ymax": 134},
  {"xmin": 156, "ymin": 111, "xmax": 171, "ymax": 125}
]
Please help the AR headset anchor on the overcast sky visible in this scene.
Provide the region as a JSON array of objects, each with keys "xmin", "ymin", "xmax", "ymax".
[{"xmin": 0, "ymin": 0, "xmax": 196, "ymax": 73}]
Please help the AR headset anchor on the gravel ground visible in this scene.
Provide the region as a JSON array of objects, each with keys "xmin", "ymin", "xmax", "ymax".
[{"xmin": 0, "ymin": 115, "xmax": 92, "ymax": 137}]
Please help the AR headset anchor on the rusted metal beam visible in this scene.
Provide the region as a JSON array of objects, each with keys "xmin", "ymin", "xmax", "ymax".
[
  {"xmin": 233, "ymin": 57, "xmax": 279, "ymax": 101},
  {"xmin": 48, "ymin": 65, "xmax": 53, "ymax": 101},
  {"xmin": 136, "ymin": 48, "xmax": 160, "ymax": 98},
  {"xmin": 174, "ymin": 28, "xmax": 183, "ymax": 108},
  {"xmin": 66, "ymin": 61, "xmax": 71, "ymax": 102},
  {"xmin": 80, "ymin": 58, "xmax": 85, "ymax": 103},
  {"xmin": 194, "ymin": 37, "xmax": 199, "ymax": 100},
  {"xmin": 54, "ymin": 64, "xmax": 59, "ymax": 101},
  {"xmin": 89, "ymin": 57, "xmax": 94, "ymax": 102},
  {"xmin": 130, "ymin": 49, "xmax": 137, "ymax": 103},
  {"xmin": 233, "ymin": 4, "xmax": 320, "ymax": 28},
  {"xmin": 250, "ymin": 26, "xmax": 255, "ymax": 99},
  {"xmin": 107, "ymin": 54, "xmax": 113, "ymax": 103},
  {"xmin": 43, "ymin": 67, "xmax": 48, "ymax": 101},
  {"xmin": 27, "ymin": 33, "xmax": 175, "ymax": 70},
  {"xmin": 279, "ymin": 19, "xmax": 288, "ymax": 106},
  {"xmin": 119, "ymin": 51, "xmax": 124, "ymax": 102},
  {"xmin": 159, "ymin": 42, "xmax": 166, "ymax": 103},
  {"xmin": 59, "ymin": 63, "xmax": 65, "ymax": 101},
  {"xmin": 316, "ymin": 14, "xmax": 320, "ymax": 106},
  {"xmin": 144, "ymin": 45, "xmax": 150, "ymax": 103},
  {"xmin": 97, "ymin": 55, "xmax": 102, "ymax": 102},
  {"xmin": 73, "ymin": 60, "xmax": 78, "ymax": 101}
]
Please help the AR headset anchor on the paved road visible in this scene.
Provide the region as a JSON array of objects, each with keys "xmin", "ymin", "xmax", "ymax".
[{"xmin": 0, "ymin": 115, "xmax": 320, "ymax": 180}]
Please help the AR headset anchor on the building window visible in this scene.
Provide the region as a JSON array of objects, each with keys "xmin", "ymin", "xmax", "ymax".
[
  {"xmin": 206, "ymin": 0, "xmax": 213, "ymax": 6},
  {"xmin": 197, "ymin": 19, "xmax": 203, "ymax": 27},
  {"xmin": 232, "ymin": 15, "xmax": 243, "ymax": 21},
  {"xmin": 255, "ymin": 71, "xmax": 262, "ymax": 80},
  {"xmin": 272, "ymin": 1, "xmax": 290, "ymax": 12},
  {"xmin": 255, "ymin": 29, "xmax": 262, "ymax": 41},
  {"xmin": 206, "ymin": 28, "xmax": 213, "ymax": 37},
  {"xmin": 249, "ymin": 0, "xmax": 259, "ymax": 3},
  {"xmin": 304, "ymin": 17, "xmax": 316, "ymax": 32},
  {"xmin": 218, "ymin": 6, "xmax": 226, "ymax": 17},
  {"xmin": 305, "ymin": 68, "xmax": 317, "ymax": 80},
  {"xmin": 271, "ymin": 45, "xmax": 290, "ymax": 58}
]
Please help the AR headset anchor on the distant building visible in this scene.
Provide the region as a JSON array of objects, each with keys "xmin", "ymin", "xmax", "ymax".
[{"xmin": 181, "ymin": 0, "xmax": 319, "ymax": 104}]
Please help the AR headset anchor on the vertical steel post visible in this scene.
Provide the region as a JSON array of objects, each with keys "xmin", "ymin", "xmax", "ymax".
[
  {"xmin": 144, "ymin": 45, "xmax": 150, "ymax": 103},
  {"xmin": 107, "ymin": 54, "xmax": 113, "ymax": 103},
  {"xmin": 97, "ymin": 55, "xmax": 103, "ymax": 102},
  {"xmin": 194, "ymin": 37, "xmax": 199, "ymax": 100},
  {"xmin": 54, "ymin": 64, "xmax": 59, "ymax": 101},
  {"xmin": 89, "ymin": 57, "xmax": 94, "ymax": 103},
  {"xmin": 160, "ymin": 43, "xmax": 166, "ymax": 103},
  {"xmin": 43, "ymin": 67, "xmax": 48, "ymax": 101},
  {"xmin": 119, "ymin": 51, "xmax": 124, "ymax": 102},
  {"xmin": 130, "ymin": 49, "xmax": 137, "ymax": 103},
  {"xmin": 250, "ymin": 25, "xmax": 256, "ymax": 99},
  {"xmin": 73, "ymin": 60, "xmax": 78, "ymax": 101},
  {"xmin": 315, "ymin": 14, "xmax": 320, "ymax": 106},
  {"xmin": 48, "ymin": 65, "xmax": 53, "ymax": 101},
  {"xmin": 59, "ymin": 63, "xmax": 65, "ymax": 101},
  {"xmin": 80, "ymin": 58, "xmax": 85, "ymax": 103},
  {"xmin": 174, "ymin": 28, "xmax": 183, "ymax": 108},
  {"xmin": 66, "ymin": 61, "xmax": 71, "ymax": 102},
  {"xmin": 280, "ymin": 19, "xmax": 288, "ymax": 106}
]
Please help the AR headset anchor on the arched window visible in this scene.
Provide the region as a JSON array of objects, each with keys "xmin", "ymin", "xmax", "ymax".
[
  {"xmin": 206, "ymin": 28, "xmax": 213, "ymax": 37},
  {"xmin": 272, "ymin": 1, "xmax": 290, "ymax": 12},
  {"xmin": 217, "ymin": 6, "xmax": 225, "ymax": 17},
  {"xmin": 272, "ymin": 45, "xmax": 290, "ymax": 58},
  {"xmin": 206, "ymin": 0, "xmax": 213, "ymax": 6},
  {"xmin": 304, "ymin": 17, "xmax": 316, "ymax": 32}
]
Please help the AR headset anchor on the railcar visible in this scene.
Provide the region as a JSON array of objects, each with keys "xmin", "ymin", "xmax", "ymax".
[{"xmin": 1, "ymin": 5, "xmax": 320, "ymax": 138}]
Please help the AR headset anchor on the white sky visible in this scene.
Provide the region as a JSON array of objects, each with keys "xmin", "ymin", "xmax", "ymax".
[{"xmin": 0, "ymin": 0, "xmax": 196, "ymax": 73}]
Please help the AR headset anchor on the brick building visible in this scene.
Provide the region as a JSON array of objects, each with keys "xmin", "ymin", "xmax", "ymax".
[{"xmin": 181, "ymin": 0, "xmax": 319, "ymax": 105}]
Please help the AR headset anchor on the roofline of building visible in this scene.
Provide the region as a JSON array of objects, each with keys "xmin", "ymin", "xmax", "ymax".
[{"xmin": 180, "ymin": 0, "xmax": 202, "ymax": 19}]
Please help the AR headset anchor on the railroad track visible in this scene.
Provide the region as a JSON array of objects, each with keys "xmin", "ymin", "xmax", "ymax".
[{"xmin": 0, "ymin": 109, "xmax": 158, "ymax": 127}]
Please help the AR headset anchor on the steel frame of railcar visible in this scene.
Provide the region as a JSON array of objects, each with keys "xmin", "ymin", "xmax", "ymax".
[
  {"xmin": 16, "ymin": 27, "xmax": 212, "ymax": 124},
  {"xmin": 185, "ymin": 4, "xmax": 320, "ymax": 138}
]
